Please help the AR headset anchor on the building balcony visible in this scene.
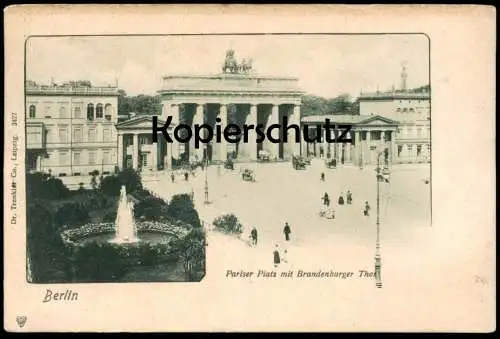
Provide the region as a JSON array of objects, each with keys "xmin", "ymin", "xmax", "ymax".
[{"xmin": 26, "ymin": 122, "xmax": 46, "ymax": 149}]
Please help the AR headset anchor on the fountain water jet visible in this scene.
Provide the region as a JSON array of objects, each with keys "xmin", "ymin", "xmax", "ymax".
[{"xmin": 109, "ymin": 185, "xmax": 139, "ymax": 244}]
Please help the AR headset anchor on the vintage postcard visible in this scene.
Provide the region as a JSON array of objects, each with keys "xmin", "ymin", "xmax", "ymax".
[{"xmin": 4, "ymin": 5, "xmax": 496, "ymax": 332}]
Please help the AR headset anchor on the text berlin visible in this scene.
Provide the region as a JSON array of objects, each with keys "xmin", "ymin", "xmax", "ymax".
[{"xmin": 152, "ymin": 116, "xmax": 353, "ymax": 148}]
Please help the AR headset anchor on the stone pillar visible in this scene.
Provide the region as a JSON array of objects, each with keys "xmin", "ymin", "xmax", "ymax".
[
  {"xmin": 165, "ymin": 141, "xmax": 172, "ymax": 169},
  {"xmin": 353, "ymin": 130, "xmax": 360, "ymax": 165},
  {"xmin": 390, "ymin": 131, "xmax": 396, "ymax": 165},
  {"xmin": 152, "ymin": 137, "xmax": 158, "ymax": 171},
  {"xmin": 191, "ymin": 103, "xmax": 205, "ymax": 161},
  {"xmin": 291, "ymin": 105, "xmax": 301, "ymax": 157},
  {"xmin": 132, "ymin": 133, "xmax": 139, "ymax": 170},
  {"xmin": 218, "ymin": 104, "xmax": 228, "ymax": 162},
  {"xmin": 366, "ymin": 130, "xmax": 371, "ymax": 165},
  {"xmin": 322, "ymin": 127, "xmax": 329, "ymax": 159},
  {"xmin": 345, "ymin": 142, "xmax": 351, "ymax": 163},
  {"xmin": 264, "ymin": 104, "xmax": 280, "ymax": 159},
  {"xmin": 117, "ymin": 133, "xmax": 124, "ymax": 170},
  {"xmin": 247, "ymin": 104, "xmax": 258, "ymax": 161}
]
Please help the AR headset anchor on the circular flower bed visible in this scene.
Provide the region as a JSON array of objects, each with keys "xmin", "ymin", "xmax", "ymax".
[{"xmin": 61, "ymin": 221, "xmax": 191, "ymax": 247}]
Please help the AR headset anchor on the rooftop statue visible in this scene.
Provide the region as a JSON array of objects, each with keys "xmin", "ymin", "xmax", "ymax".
[{"xmin": 222, "ymin": 49, "xmax": 253, "ymax": 74}]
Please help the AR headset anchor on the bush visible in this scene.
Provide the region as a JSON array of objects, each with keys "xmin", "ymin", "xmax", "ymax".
[
  {"xmin": 99, "ymin": 169, "xmax": 143, "ymax": 196},
  {"xmin": 213, "ymin": 214, "xmax": 243, "ymax": 235},
  {"xmin": 27, "ymin": 172, "xmax": 70, "ymax": 200},
  {"xmin": 54, "ymin": 202, "xmax": 91, "ymax": 229},
  {"xmin": 167, "ymin": 194, "xmax": 201, "ymax": 228},
  {"xmin": 134, "ymin": 194, "xmax": 168, "ymax": 222}
]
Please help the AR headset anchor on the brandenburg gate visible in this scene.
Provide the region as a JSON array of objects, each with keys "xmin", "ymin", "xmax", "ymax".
[
  {"xmin": 116, "ymin": 49, "xmax": 302, "ymax": 171},
  {"xmin": 159, "ymin": 49, "xmax": 303, "ymax": 163}
]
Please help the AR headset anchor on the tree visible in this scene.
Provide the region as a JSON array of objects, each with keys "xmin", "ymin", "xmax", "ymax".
[
  {"xmin": 99, "ymin": 174, "xmax": 122, "ymax": 196},
  {"xmin": 117, "ymin": 168, "xmax": 143, "ymax": 194},
  {"xmin": 167, "ymin": 194, "xmax": 201, "ymax": 228},
  {"xmin": 27, "ymin": 203, "xmax": 71, "ymax": 283},
  {"xmin": 134, "ymin": 195, "xmax": 168, "ymax": 222},
  {"xmin": 171, "ymin": 228, "xmax": 206, "ymax": 281},
  {"xmin": 54, "ymin": 203, "xmax": 91, "ymax": 229},
  {"xmin": 27, "ymin": 172, "xmax": 70, "ymax": 200}
]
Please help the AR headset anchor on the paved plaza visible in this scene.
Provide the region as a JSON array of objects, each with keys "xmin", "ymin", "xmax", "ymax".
[{"xmin": 143, "ymin": 160, "xmax": 432, "ymax": 287}]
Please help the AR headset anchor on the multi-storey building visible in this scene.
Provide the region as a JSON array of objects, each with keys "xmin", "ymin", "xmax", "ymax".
[
  {"xmin": 25, "ymin": 81, "xmax": 120, "ymax": 179},
  {"xmin": 357, "ymin": 67, "xmax": 431, "ymax": 164}
]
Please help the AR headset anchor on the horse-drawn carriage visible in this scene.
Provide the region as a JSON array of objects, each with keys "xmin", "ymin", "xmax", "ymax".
[
  {"xmin": 241, "ymin": 168, "xmax": 255, "ymax": 182},
  {"xmin": 292, "ymin": 156, "xmax": 307, "ymax": 170},
  {"xmin": 319, "ymin": 204, "xmax": 335, "ymax": 219},
  {"xmin": 258, "ymin": 150, "xmax": 271, "ymax": 162},
  {"xmin": 325, "ymin": 158, "xmax": 337, "ymax": 169}
]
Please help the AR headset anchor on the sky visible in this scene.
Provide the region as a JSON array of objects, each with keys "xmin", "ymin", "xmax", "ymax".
[{"xmin": 26, "ymin": 34, "xmax": 429, "ymax": 99}]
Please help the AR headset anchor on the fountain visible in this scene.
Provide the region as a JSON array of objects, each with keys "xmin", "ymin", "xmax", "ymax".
[{"xmin": 109, "ymin": 185, "xmax": 139, "ymax": 244}]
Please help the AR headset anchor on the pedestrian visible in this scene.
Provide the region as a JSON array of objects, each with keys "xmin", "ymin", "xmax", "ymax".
[
  {"xmin": 273, "ymin": 244, "xmax": 281, "ymax": 268},
  {"xmin": 346, "ymin": 190, "xmax": 352, "ymax": 204},
  {"xmin": 322, "ymin": 192, "xmax": 330, "ymax": 206},
  {"xmin": 338, "ymin": 193, "xmax": 345, "ymax": 206},
  {"xmin": 283, "ymin": 222, "xmax": 291, "ymax": 241},
  {"xmin": 320, "ymin": 172, "xmax": 325, "ymax": 181},
  {"xmin": 363, "ymin": 201, "xmax": 371, "ymax": 216},
  {"xmin": 190, "ymin": 189, "xmax": 195, "ymax": 203},
  {"xmin": 184, "ymin": 171, "xmax": 189, "ymax": 181},
  {"xmin": 171, "ymin": 172, "xmax": 175, "ymax": 183},
  {"xmin": 251, "ymin": 227, "xmax": 258, "ymax": 246}
]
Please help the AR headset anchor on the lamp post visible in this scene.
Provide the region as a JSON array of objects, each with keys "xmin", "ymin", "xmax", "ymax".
[
  {"xmin": 204, "ymin": 143, "xmax": 209, "ymax": 205},
  {"xmin": 371, "ymin": 145, "xmax": 386, "ymax": 289}
]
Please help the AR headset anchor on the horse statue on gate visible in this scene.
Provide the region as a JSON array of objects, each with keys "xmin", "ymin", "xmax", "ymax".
[{"xmin": 222, "ymin": 49, "xmax": 239, "ymax": 73}]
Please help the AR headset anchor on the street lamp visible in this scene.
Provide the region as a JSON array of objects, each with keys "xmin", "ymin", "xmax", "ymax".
[
  {"xmin": 370, "ymin": 145, "xmax": 387, "ymax": 289},
  {"xmin": 204, "ymin": 143, "xmax": 209, "ymax": 205}
]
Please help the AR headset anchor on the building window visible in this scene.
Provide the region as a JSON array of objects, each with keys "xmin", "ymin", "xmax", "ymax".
[
  {"xmin": 103, "ymin": 128, "xmax": 111, "ymax": 141},
  {"xmin": 59, "ymin": 151, "xmax": 69, "ymax": 165},
  {"xmin": 45, "ymin": 128, "xmax": 53, "ymax": 143},
  {"xmin": 58, "ymin": 127, "xmax": 68, "ymax": 142},
  {"xmin": 87, "ymin": 103, "xmax": 94, "ymax": 121},
  {"xmin": 88, "ymin": 128, "xmax": 97, "ymax": 142},
  {"xmin": 402, "ymin": 108, "xmax": 408, "ymax": 113},
  {"xmin": 59, "ymin": 106, "xmax": 68, "ymax": 118},
  {"xmin": 416, "ymin": 127, "xmax": 422, "ymax": 137},
  {"xmin": 417, "ymin": 145, "xmax": 422, "ymax": 157},
  {"xmin": 96, "ymin": 103, "xmax": 104, "ymax": 119},
  {"xmin": 44, "ymin": 104, "xmax": 52, "ymax": 117},
  {"xmin": 103, "ymin": 150, "xmax": 111, "ymax": 165},
  {"xmin": 29, "ymin": 105, "xmax": 36, "ymax": 118},
  {"xmin": 88, "ymin": 151, "xmax": 96, "ymax": 165},
  {"xmin": 140, "ymin": 135, "xmax": 149, "ymax": 145},
  {"xmin": 397, "ymin": 145, "xmax": 402, "ymax": 156},
  {"xmin": 140, "ymin": 153, "xmax": 148, "ymax": 167},
  {"xmin": 73, "ymin": 127, "xmax": 83, "ymax": 143},
  {"xmin": 409, "ymin": 108, "xmax": 415, "ymax": 112},
  {"xmin": 361, "ymin": 131, "xmax": 367, "ymax": 141},
  {"xmin": 74, "ymin": 106, "xmax": 82, "ymax": 119},
  {"xmin": 73, "ymin": 152, "xmax": 81, "ymax": 165},
  {"xmin": 104, "ymin": 104, "xmax": 112, "ymax": 121},
  {"xmin": 385, "ymin": 131, "xmax": 392, "ymax": 141},
  {"xmin": 371, "ymin": 131, "xmax": 381, "ymax": 141}
]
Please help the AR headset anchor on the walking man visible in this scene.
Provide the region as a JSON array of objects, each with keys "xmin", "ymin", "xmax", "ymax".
[
  {"xmin": 346, "ymin": 190, "xmax": 352, "ymax": 205},
  {"xmin": 283, "ymin": 222, "xmax": 292, "ymax": 241},
  {"xmin": 171, "ymin": 172, "xmax": 175, "ymax": 183},
  {"xmin": 184, "ymin": 171, "xmax": 189, "ymax": 181},
  {"xmin": 320, "ymin": 172, "xmax": 325, "ymax": 181},
  {"xmin": 251, "ymin": 227, "xmax": 258, "ymax": 246},
  {"xmin": 364, "ymin": 201, "xmax": 371, "ymax": 216}
]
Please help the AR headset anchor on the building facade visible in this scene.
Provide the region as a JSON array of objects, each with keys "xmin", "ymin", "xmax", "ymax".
[
  {"xmin": 25, "ymin": 82, "xmax": 120, "ymax": 178},
  {"xmin": 357, "ymin": 69, "xmax": 431, "ymax": 164},
  {"xmin": 300, "ymin": 114, "xmax": 399, "ymax": 166}
]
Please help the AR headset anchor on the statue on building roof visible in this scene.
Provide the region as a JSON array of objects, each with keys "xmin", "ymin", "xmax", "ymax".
[{"xmin": 222, "ymin": 49, "xmax": 253, "ymax": 74}]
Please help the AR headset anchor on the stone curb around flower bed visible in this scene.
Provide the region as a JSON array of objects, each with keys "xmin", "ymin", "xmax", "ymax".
[{"xmin": 61, "ymin": 221, "xmax": 191, "ymax": 247}]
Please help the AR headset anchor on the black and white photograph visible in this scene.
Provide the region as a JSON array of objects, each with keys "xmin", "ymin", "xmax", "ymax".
[
  {"xmin": 4, "ymin": 5, "xmax": 495, "ymax": 333},
  {"xmin": 25, "ymin": 34, "xmax": 430, "ymax": 284}
]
